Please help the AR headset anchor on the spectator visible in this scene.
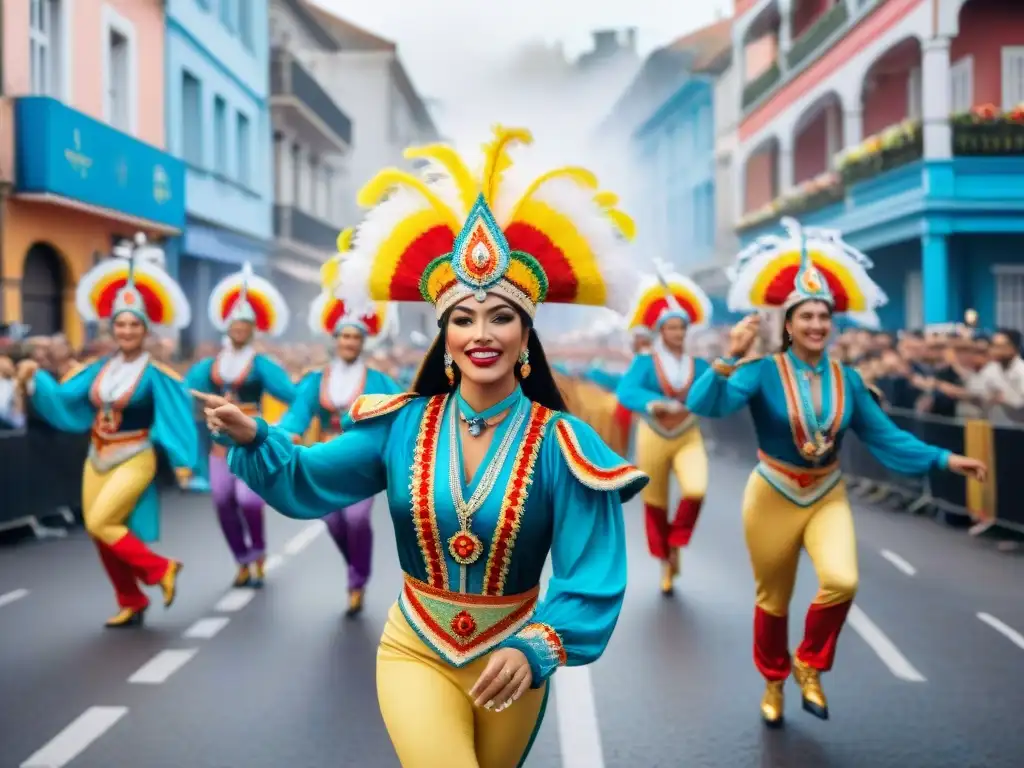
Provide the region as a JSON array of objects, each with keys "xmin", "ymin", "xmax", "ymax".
[
  {"xmin": 0, "ymin": 355, "xmax": 26, "ymax": 430},
  {"xmin": 972, "ymin": 328, "xmax": 1024, "ymax": 425}
]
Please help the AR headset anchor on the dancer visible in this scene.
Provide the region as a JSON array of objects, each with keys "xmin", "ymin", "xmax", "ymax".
[
  {"xmin": 198, "ymin": 126, "xmax": 647, "ymax": 768},
  {"xmin": 687, "ymin": 218, "xmax": 987, "ymax": 726},
  {"xmin": 616, "ymin": 263, "xmax": 713, "ymax": 595},
  {"xmin": 186, "ymin": 262, "xmax": 296, "ymax": 588},
  {"xmin": 279, "ymin": 236, "xmax": 402, "ymax": 616},
  {"xmin": 16, "ymin": 235, "xmax": 196, "ymax": 627}
]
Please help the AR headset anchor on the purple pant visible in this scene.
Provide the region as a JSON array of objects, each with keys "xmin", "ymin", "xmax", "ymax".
[
  {"xmin": 323, "ymin": 498, "xmax": 374, "ymax": 591},
  {"xmin": 209, "ymin": 453, "xmax": 266, "ymax": 565}
]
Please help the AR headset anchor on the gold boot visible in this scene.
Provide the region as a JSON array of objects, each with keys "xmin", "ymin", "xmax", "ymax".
[
  {"xmin": 659, "ymin": 560, "xmax": 674, "ymax": 595},
  {"xmin": 233, "ymin": 564, "xmax": 251, "ymax": 587},
  {"xmin": 792, "ymin": 658, "xmax": 829, "ymax": 720},
  {"xmin": 346, "ymin": 589, "xmax": 364, "ymax": 618},
  {"xmin": 105, "ymin": 607, "xmax": 146, "ymax": 628},
  {"xmin": 251, "ymin": 558, "xmax": 266, "ymax": 588},
  {"xmin": 161, "ymin": 561, "xmax": 183, "ymax": 608},
  {"xmin": 760, "ymin": 680, "xmax": 785, "ymax": 728}
]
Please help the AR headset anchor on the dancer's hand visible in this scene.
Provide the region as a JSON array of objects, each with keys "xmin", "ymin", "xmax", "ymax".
[
  {"xmin": 728, "ymin": 314, "xmax": 761, "ymax": 359},
  {"xmin": 469, "ymin": 647, "xmax": 532, "ymax": 712},
  {"xmin": 15, "ymin": 358, "xmax": 38, "ymax": 385},
  {"xmin": 947, "ymin": 454, "xmax": 988, "ymax": 482},
  {"xmin": 192, "ymin": 391, "xmax": 258, "ymax": 445}
]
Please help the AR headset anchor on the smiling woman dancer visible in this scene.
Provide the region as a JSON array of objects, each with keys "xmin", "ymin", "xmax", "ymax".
[
  {"xmin": 16, "ymin": 235, "xmax": 197, "ymax": 628},
  {"xmin": 196, "ymin": 126, "xmax": 647, "ymax": 768},
  {"xmin": 277, "ymin": 233, "xmax": 402, "ymax": 617},
  {"xmin": 186, "ymin": 263, "xmax": 296, "ymax": 588},
  {"xmin": 686, "ymin": 218, "xmax": 987, "ymax": 727},
  {"xmin": 616, "ymin": 264, "xmax": 714, "ymax": 595}
]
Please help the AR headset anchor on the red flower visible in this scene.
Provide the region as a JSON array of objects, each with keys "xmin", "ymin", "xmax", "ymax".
[
  {"xmin": 451, "ymin": 610, "xmax": 477, "ymax": 638},
  {"xmin": 451, "ymin": 534, "xmax": 477, "ymax": 560},
  {"xmin": 971, "ymin": 103, "xmax": 999, "ymax": 121}
]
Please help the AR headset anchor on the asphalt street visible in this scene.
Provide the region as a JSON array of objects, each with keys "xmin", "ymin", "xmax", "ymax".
[{"xmin": 1, "ymin": 457, "xmax": 1022, "ymax": 768}]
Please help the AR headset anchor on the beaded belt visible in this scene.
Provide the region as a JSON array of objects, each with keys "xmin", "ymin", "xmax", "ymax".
[
  {"xmin": 89, "ymin": 428, "xmax": 152, "ymax": 472},
  {"xmin": 756, "ymin": 451, "xmax": 841, "ymax": 507},
  {"xmin": 398, "ymin": 574, "xmax": 539, "ymax": 668}
]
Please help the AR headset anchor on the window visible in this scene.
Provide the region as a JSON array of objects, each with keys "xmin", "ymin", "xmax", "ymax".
[
  {"xmin": 29, "ymin": 0, "xmax": 64, "ymax": 97},
  {"xmin": 1001, "ymin": 47, "xmax": 1024, "ymax": 110},
  {"xmin": 949, "ymin": 56, "xmax": 974, "ymax": 114},
  {"xmin": 236, "ymin": 112, "xmax": 251, "ymax": 187},
  {"xmin": 907, "ymin": 66, "xmax": 923, "ymax": 121},
  {"xmin": 220, "ymin": 0, "xmax": 234, "ymax": 32},
  {"xmin": 181, "ymin": 72, "xmax": 203, "ymax": 166},
  {"xmin": 213, "ymin": 97, "xmax": 228, "ymax": 174},
  {"xmin": 904, "ymin": 270, "xmax": 923, "ymax": 330},
  {"xmin": 105, "ymin": 27, "xmax": 130, "ymax": 131},
  {"xmin": 238, "ymin": 1, "xmax": 253, "ymax": 49},
  {"xmin": 995, "ymin": 270, "xmax": 1024, "ymax": 333}
]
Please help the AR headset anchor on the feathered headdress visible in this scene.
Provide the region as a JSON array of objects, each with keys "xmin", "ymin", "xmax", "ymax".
[
  {"xmin": 76, "ymin": 233, "xmax": 190, "ymax": 329},
  {"xmin": 335, "ymin": 125, "xmax": 639, "ymax": 320},
  {"xmin": 312, "ymin": 228, "xmax": 395, "ymax": 344},
  {"xmin": 726, "ymin": 217, "xmax": 887, "ymax": 327},
  {"xmin": 208, "ymin": 262, "xmax": 290, "ymax": 337},
  {"xmin": 627, "ymin": 259, "xmax": 713, "ymax": 332}
]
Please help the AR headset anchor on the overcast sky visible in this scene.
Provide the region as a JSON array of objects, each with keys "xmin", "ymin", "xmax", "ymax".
[{"xmin": 315, "ymin": 0, "xmax": 732, "ymax": 137}]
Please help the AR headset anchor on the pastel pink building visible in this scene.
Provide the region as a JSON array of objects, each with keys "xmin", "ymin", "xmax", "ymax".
[{"xmin": 0, "ymin": 0, "xmax": 178, "ymax": 347}]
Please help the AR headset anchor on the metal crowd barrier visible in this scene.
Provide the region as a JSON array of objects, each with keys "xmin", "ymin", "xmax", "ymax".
[{"xmin": 697, "ymin": 407, "xmax": 1024, "ymax": 537}]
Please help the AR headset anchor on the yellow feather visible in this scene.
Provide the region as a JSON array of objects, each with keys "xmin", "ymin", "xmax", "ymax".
[
  {"xmin": 481, "ymin": 126, "xmax": 533, "ymax": 207},
  {"xmin": 336, "ymin": 228, "xmax": 354, "ymax": 253},
  {"xmin": 510, "ymin": 167, "xmax": 599, "ymax": 221},
  {"xmin": 594, "ymin": 191, "xmax": 619, "ymax": 208},
  {"xmin": 321, "ymin": 256, "xmax": 341, "ymax": 291},
  {"xmin": 606, "ymin": 209, "xmax": 637, "ymax": 241},
  {"xmin": 357, "ymin": 169, "xmax": 461, "ymax": 230},
  {"xmin": 404, "ymin": 144, "xmax": 478, "ymax": 212}
]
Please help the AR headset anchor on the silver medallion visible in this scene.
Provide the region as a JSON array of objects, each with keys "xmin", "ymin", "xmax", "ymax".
[{"xmin": 474, "ymin": 289, "xmax": 487, "ymax": 302}]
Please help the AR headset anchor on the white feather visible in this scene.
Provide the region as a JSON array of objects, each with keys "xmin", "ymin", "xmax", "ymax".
[
  {"xmin": 75, "ymin": 258, "xmax": 191, "ymax": 329},
  {"xmin": 207, "ymin": 266, "xmax": 290, "ymax": 336}
]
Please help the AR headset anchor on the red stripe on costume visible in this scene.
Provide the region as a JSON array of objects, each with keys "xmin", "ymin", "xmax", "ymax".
[
  {"xmin": 388, "ymin": 225, "xmax": 457, "ymax": 301},
  {"xmin": 409, "ymin": 395, "xmax": 448, "ymax": 589},
  {"xmin": 796, "ymin": 600, "xmax": 852, "ymax": 672},
  {"xmin": 754, "ymin": 606, "xmax": 791, "ymax": 681},
  {"xmin": 96, "ymin": 279, "xmax": 166, "ymax": 324},
  {"xmin": 554, "ymin": 421, "xmax": 643, "ymax": 485},
  {"xmin": 483, "ymin": 405, "xmax": 553, "ymax": 595},
  {"xmin": 348, "ymin": 393, "xmax": 416, "ymax": 422},
  {"xmin": 503, "ymin": 222, "xmax": 578, "ymax": 302},
  {"xmin": 763, "ymin": 264, "xmax": 850, "ymax": 312}
]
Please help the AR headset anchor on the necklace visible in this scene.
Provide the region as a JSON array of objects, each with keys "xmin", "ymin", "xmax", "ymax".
[
  {"xmin": 446, "ymin": 394, "xmax": 527, "ymax": 579},
  {"xmin": 456, "ymin": 387, "xmax": 521, "ymax": 437},
  {"xmin": 790, "ymin": 352, "xmax": 834, "ymax": 460}
]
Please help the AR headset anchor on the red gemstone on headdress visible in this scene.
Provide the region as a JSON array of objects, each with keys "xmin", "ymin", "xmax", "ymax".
[{"xmin": 124, "ymin": 292, "xmax": 135, "ymax": 305}]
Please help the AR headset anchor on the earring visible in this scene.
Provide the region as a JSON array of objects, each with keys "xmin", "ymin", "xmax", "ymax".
[
  {"xmin": 444, "ymin": 351, "xmax": 455, "ymax": 387},
  {"xmin": 518, "ymin": 349, "xmax": 531, "ymax": 380}
]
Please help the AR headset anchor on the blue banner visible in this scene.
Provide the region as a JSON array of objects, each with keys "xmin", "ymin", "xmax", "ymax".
[{"xmin": 14, "ymin": 97, "xmax": 186, "ymax": 230}]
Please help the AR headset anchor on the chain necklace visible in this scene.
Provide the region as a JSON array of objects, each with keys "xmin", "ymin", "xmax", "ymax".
[
  {"xmin": 445, "ymin": 394, "xmax": 527, "ymax": 586},
  {"xmin": 456, "ymin": 387, "xmax": 521, "ymax": 437}
]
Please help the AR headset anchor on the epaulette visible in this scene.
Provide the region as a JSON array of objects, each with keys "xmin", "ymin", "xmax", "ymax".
[
  {"xmin": 348, "ymin": 392, "xmax": 417, "ymax": 423},
  {"xmin": 60, "ymin": 357, "xmax": 99, "ymax": 384},
  {"xmin": 150, "ymin": 360, "xmax": 183, "ymax": 382},
  {"xmin": 552, "ymin": 416, "xmax": 647, "ymax": 495}
]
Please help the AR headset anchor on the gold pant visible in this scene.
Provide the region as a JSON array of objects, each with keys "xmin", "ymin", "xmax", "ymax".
[
  {"xmin": 742, "ymin": 472, "xmax": 858, "ymax": 679},
  {"xmin": 83, "ymin": 449, "xmax": 157, "ymax": 545},
  {"xmin": 377, "ymin": 603, "xmax": 546, "ymax": 768},
  {"xmin": 636, "ymin": 422, "xmax": 708, "ymax": 555}
]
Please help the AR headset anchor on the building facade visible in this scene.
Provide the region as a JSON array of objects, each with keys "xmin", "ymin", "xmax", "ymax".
[
  {"xmin": 732, "ymin": 0, "xmax": 1024, "ymax": 331},
  {"xmin": 301, "ymin": 10, "xmax": 440, "ymax": 338},
  {"xmin": 0, "ymin": 0, "xmax": 183, "ymax": 348},
  {"xmin": 165, "ymin": 0, "xmax": 272, "ymax": 350},
  {"xmin": 267, "ymin": 0, "xmax": 353, "ymax": 336}
]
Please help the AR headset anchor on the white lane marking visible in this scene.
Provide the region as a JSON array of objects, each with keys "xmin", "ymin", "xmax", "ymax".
[
  {"xmin": 554, "ymin": 666, "xmax": 605, "ymax": 768},
  {"xmin": 847, "ymin": 605, "xmax": 927, "ymax": 682},
  {"xmin": 264, "ymin": 554, "xmax": 284, "ymax": 572},
  {"xmin": 977, "ymin": 612, "xmax": 1024, "ymax": 651},
  {"xmin": 20, "ymin": 706, "xmax": 128, "ymax": 767},
  {"xmin": 183, "ymin": 617, "xmax": 231, "ymax": 639},
  {"xmin": 0, "ymin": 588, "xmax": 29, "ymax": 608},
  {"xmin": 284, "ymin": 522, "xmax": 325, "ymax": 556},
  {"xmin": 880, "ymin": 549, "xmax": 917, "ymax": 577},
  {"xmin": 128, "ymin": 649, "xmax": 198, "ymax": 684},
  {"xmin": 215, "ymin": 588, "xmax": 256, "ymax": 612}
]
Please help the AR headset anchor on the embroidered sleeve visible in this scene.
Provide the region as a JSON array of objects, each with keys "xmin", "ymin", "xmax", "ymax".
[
  {"xmin": 553, "ymin": 417, "xmax": 647, "ymax": 502},
  {"xmin": 347, "ymin": 392, "xmax": 417, "ymax": 423},
  {"xmin": 686, "ymin": 356, "xmax": 764, "ymax": 418}
]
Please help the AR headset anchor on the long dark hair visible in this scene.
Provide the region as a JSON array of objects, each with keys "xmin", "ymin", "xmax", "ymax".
[
  {"xmin": 411, "ymin": 306, "xmax": 567, "ymax": 411},
  {"xmin": 780, "ymin": 300, "xmax": 834, "ymax": 352}
]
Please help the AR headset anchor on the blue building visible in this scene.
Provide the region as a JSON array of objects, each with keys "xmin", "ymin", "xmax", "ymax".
[{"xmin": 165, "ymin": 0, "xmax": 273, "ymax": 350}]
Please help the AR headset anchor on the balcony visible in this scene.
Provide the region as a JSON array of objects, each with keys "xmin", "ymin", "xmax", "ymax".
[
  {"xmin": 270, "ymin": 48, "xmax": 352, "ymax": 152},
  {"xmin": 742, "ymin": 60, "xmax": 781, "ymax": 111},
  {"xmin": 273, "ymin": 204, "xmax": 337, "ymax": 252},
  {"xmin": 786, "ymin": 2, "xmax": 849, "ymax": 72}
]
